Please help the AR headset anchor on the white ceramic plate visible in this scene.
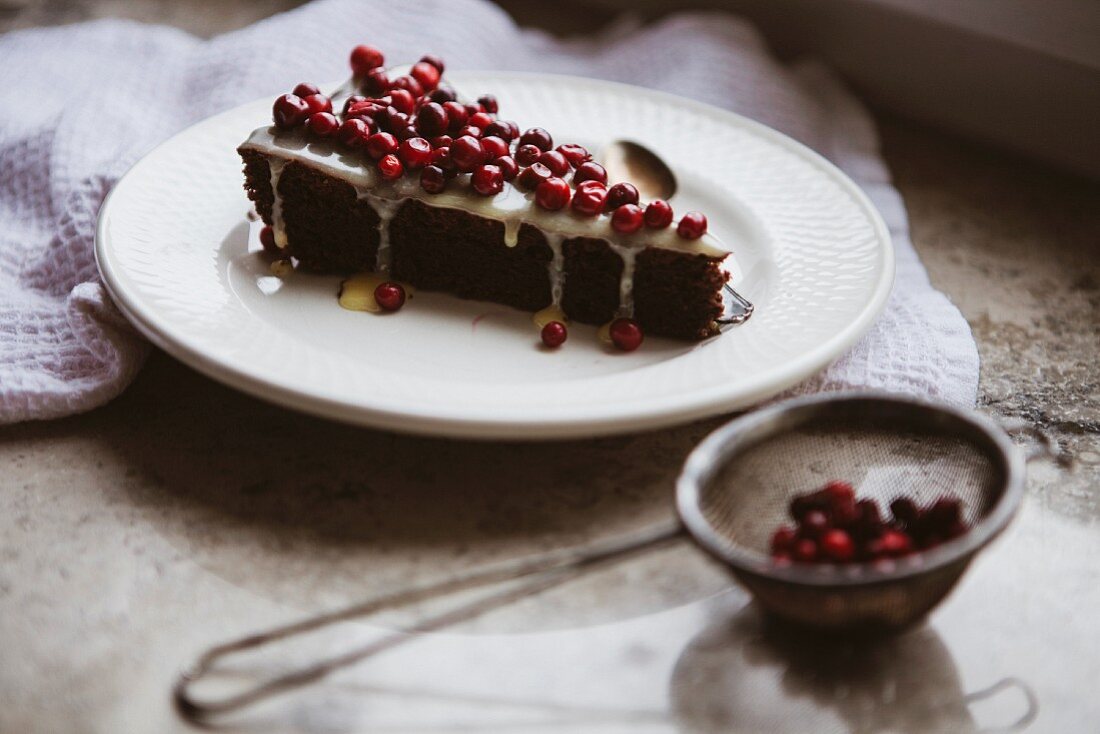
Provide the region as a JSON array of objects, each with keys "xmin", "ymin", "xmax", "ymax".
[{"xmin": 96, "ymin": 72, "xmax": 893, "ymax": 440}]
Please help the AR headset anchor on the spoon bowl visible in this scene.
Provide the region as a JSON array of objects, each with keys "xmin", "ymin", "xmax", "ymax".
[{"xmin": 601, "ymin": 140, "xmax": 678, "ymax": 201}]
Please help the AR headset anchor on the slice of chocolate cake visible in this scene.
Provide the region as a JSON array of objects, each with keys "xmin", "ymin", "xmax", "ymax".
[{"xmin": 239, "ymin": 46, "xmax": 734, "ymax": 348}]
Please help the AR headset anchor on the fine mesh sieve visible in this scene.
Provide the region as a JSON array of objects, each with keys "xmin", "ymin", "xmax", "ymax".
[
  {"xmin": 175, "ymin": 392, "xmax": 1046, "ymax": 723},
  {"xmin": 677, "ymin": 392, "xmax": 1028, "ymax": 631}
]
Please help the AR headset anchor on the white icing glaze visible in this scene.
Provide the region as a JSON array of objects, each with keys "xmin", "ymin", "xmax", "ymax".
[{"xmin": 240, "ymin": 82, "xmax": 730, "ymax": 318}]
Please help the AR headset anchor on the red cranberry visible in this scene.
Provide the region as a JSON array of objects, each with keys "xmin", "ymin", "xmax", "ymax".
[
  {"xmin": 831, "ymin": 498, "xmax": 861, "ymax": 529},
  {"xmin": 272, "ymin": 94, "xmax": 309, "ymax": 128},
  {"xmin": 946, "ymin": 521, "xmax": 968, "ymax": 540},
  {"xmin": 468, "ymin": 111, "xmax": 494, "ymax": 130},
  {"xmin": 377, "ymin": 107, "xmax": 408, "ymax": 132},
  {"xmin": 889, "ymin": 497, "xmax": 919, "ymax": 527},
  {"xmin": 366, "ymin": 131, "xmax": 398, "ymax": 160},
  {"xmin": 541, "ymin": 321, "xmax": 568, "ymax": 348},
  {"xmin": 483, "ymin": 121, "xmax": 515, "ymax": 141},
  {"xmin": 415, "ymin": 102, "xmax": 449, "ymax": 137},
  {"xmin": 350, "ymin": 45, "xmax": 385, "ymax": 76},
  {"xmin": 770, "ymin": 526, "xmax": 797, "ymax": 554},
  {"xmin": 611, "ymin": 204, "xmax": 644, "ymax": 233},
  {"xmin": 477, "ymin": 94, "xmax": 499, "ymax": 114},
  {"xmin": 537, "ymin": 150, "xmax": 570, "ymax": 177},
  {"xmin": 374, "ymin": 282, "xmax": 406, "ymax": 311},
  {"xmin": 823, "ymin": 480, "xmax": 855, "ymax": 505},
  {"xmin": 515, "ymin": 144, "xmax": 541, "ymax": 166},
  {"xmin": 388, "ymin": 88, "xmax": 416, "ymax": 115},
  {"xmin": 259, "ymin": 225, "xmax": 278, "ymax": 255},
  {"xmin": 504, "ymin": 121, "xmax": 520, "ymax": 139},
  {"xmin": 871, "ymin": 530, "xmax": 913, "ymax": 558},
  {"xmin": 519, "ymin": 127, "xmax": 552, "ymax": 151},
  {"xmin": 410, "ymin": 61, "xmax": 441, "ymax": 91},
  {"xmin": 535, "ymin": 176, "xmax": 571, "ymax": 210},
  {"xmin": 398, "ymin": 137, "xmax": 433, "ymax": 168},
  {"xmin": 494, "ymin": 155, "xmax": 518, "ymax": 181},
  {"xmin": 306, "ymin": 112, "xmax": 339, "ymax": 137},
  {"xmin": 378, "ymin": 153, "xmax": 404, "ymax": 180},
  {"xmin": 337, "ymin": 118, "xmax": 373, "ymax": 149},
  {"xmin": 450, "ymin": 135, "xmax": 487, "ymax": 172},
  {"xmin": 801, "ymin": 509, "xmax": 829, "ymax": 538},
  {"xmin": 608, "ymin": 317, "xmax": 644, "ymax": 351},
  {"xmin": 606, "ymin": 182, "xmax": 639, "ymax": 210},
  {"xmin": 463, "ymin": 103, "xmax": 481, "ymax": 117},
  {"xmin": 472, "ymin": 164, "xmax": 504, "ymax": 196},
  {"xmin": 390, "ymin": 75, "xmax": 423, "ymax": 97},
  {"xmin": 820, "ymin": 529, "xmax": 855, "ymax": 562},
  {"xmin": 573, "ymin": 161, "xmax": 608, "ymax": 185},
  {"xmin": 346, "ymin": 100, "xmax": 382, "ymax": 120},
  {"xmin": 644, "ymin": 200, "xmax": 673, "ymax": 229},
  {"xmin": 429, "ymin": 85, "xmax": 457, "ymax": 104},
  {"xmin": 793, "ymin": 538, "xmax": 818, "ymax": 563},
  {"xmin": 397, "ymin": 124, "xmax": 420, "ymax": 142},
  {"xmin": 517, "ymin": 162, "xmax": 552, "ymax": 190},
  {"xmin": 293, "ymin": 82, "xmax": 321, "ymax": 97},
  {"xmin": 556, "ymin": 144, "xmax": 590, "ymax": 166},
  {"xmin": 343, "ymin": 95, "xmax": 367, "ymax": 114},
  {"xmin": 420, "ymin": 165, "xmax": 448, "ymax": 194},
  {"xmin": 363, "ymin": 68, "xmax": 390, "ymax": 95},
  {"xmin": 677, "ymin": 211, "xmax": 708, "ymax": 239},
  {"xmin": 302, "ymin": 94, "xmax": 332, "ymax": 115},
  {"xmin": 419, "ymin": 54, "xmax": 446, "ymax": 73},
  {"xmin": 480, "ymin": 135, "xmax": 509, "ymax": 160},
  {"xmin": 428, "ymin": 146, "xmax": 454, "ymax": 171},
  {"xmin": 430, "ymin": 134, "xmax": 453, "ymax": 148},
  {"xmin": 442, "ymin": 101, "xmax": 468, "ymax": 132},
  {"xmin": 926, "ymin": 497, "xmax": 962, "ymax": 531},
  {"xmin": 458, "ymin": 124, "xmax": 483, "ymax": 139},
  {"xmin": 571, "ymin": 180, "xmax": 608, "ymax": 216}
]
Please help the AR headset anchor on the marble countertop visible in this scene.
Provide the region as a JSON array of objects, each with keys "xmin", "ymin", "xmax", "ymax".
[{"xmin": 2, "ymin": 5, "xmax": 1099, "ymax": 733}]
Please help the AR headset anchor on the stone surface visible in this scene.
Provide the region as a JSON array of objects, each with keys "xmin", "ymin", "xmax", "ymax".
[{"xmin": 1, "ymin": 3, "xmax": 1098, "ymax": 733}]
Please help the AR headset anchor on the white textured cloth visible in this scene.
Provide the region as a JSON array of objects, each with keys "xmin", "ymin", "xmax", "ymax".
[{"xmin": 0, "ymin": 0, "xmax": 978, "ymax": 424}]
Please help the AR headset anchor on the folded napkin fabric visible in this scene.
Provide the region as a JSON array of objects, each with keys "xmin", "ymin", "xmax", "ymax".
[{"xmin": 0, "ymin": 0, "xmax": 978, "ymax": 424}]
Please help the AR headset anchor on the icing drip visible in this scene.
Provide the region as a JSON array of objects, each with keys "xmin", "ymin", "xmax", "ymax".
[
  {"xmin": 503, "ymin": 219, "xmax": 520, "ymax": 248},
  {"xmin": 610, "ymin": 244, "xmax": 637, "ymax": 317},
  {"xmin": 365, "ymin": 193, "xmax": 402, "ymax": 274},
  {"xmin": 544, "ymin": 233, "xmax": 565, "ymax": 307},
  {"xmin": 267, "ymin": 158, "xmax": 288, "ymax": 248}
]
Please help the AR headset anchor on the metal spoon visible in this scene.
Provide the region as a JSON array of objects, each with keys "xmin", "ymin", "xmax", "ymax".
[{"xmin": 601, "ymin": 140, "xmax": 754, "ymax": 327}]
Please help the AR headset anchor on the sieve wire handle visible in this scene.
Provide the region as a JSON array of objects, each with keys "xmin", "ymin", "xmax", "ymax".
[
  {"xmin": 999, "ymin": 418, "xmax": 1071, "ymax": 467},
  {"xmin": 962, "ymin": 677, "xmax": 1039, "ymax": 732},
  {"xmin": 173, "ymin": 521, "xmax": 684, "ymax": 724}
]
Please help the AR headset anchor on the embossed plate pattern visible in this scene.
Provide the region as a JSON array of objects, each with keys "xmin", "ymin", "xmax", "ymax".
[{"xmin": 96, "ymin": 72, "xmax": 893, "ymax": 439}]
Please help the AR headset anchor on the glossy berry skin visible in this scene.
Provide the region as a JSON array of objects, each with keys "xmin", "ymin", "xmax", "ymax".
[
  {"xmin": 479, "ymin": 135, "xmax": 509, "ymax": 160},
  {"xmin": 302, "ymin": 94, "xmax": 332, "ymax": 115},
  {"xmin": 415, "ymin": 102, "xmax": 449, "ymax": 137},
  {"xmin": 477, "ymin": 94, "xmax": 499, "ymax": 114},
  {"xmin": 541, "ymin": 321, "xmax": 567, "ymax": 348},
  {"xmin": 306, "ymin": 112, "xmax": 339, "ymax": 137},
  {"xmin": 420, "ymin": 165, "xmax": 448, "ymax": 194},
  {"xmin": 823, "ymin": 480, "xmax": 856, "ymax": 504},
  {"xmin": 449, "ymin": 135, "xmax": 487, "ymax": 172},
  {"xmin": 515, "ymin": 144, "xmax": 541, "ymax": 167},
  {"xmin": 377, "ymin": 153, "xmax": 404, "ymax": 180},
  {"xmin": 390, "ymin": 75, "xmax": 423, "ymax": 97},
  {"xmin": 535, "ymin": 177, "xmax": 571, "ymax": 210},
  {"xmin": 429, "ymin": 134, "xmax": 453, "ymax": 149},
  {"xmin": 272, "ymin": 94, "xmax": 310, "ymax": 128},
  {"xmin": 516, "ymin": 162, "xmax": 552, "ymax": 191},
  {"xmin": 821, "ymin": 529, "xmax": 855, "ymax": 562},
  {"xmin": 483, "ymin": 121, "xmax": 515, "ymax": 141},
  {"xmin": 337, "ymin": 118, "xmax": 373, "ymax": 149},
  {"xmin": 293, "ymin": 82, "xmax": 321, "ymax": 98},
  {"xmin": 398, "ymin": 137, "xmax": 433, "ymax": 168},
  {"xmin": 457, "ymin": 124, "xmax": 483, "ymax": 139},
  {"xmin": 442, "ymin": 101, "xmax": 468, "ymax": 132},
  {"xmin": 397, "ymin": 125, "xmax": 421, "ymax": 142},
  {"xmin": 419, "ymin": 54, "xmax": 446, "ymax": 73},
  {"xmin": 363, "ymin": 68, "xmax": 390, "ymax": 95},
  {"xmin": 793, "ymin": 538, "xmax": 818, "ymax": 563},
  {"xmin": 350, "ymin": 45, "xmax": 385, "ymax": 75},
  {"xmin": 471, "ymin": 164, "xmax": 504, "ymax": 196},
  {"xmin": 608, "ymin": 317, "xmax": 644, "ymax": 352},
  {"xmin": 428, "ymin": 146, "xmax": 455, "ymax": 173},
  {"xmin": 611, "ymin": 204, "xmax": 644, "ymax": 234},
  {"xmin": 468, "ymin": 112, "xmax": 494, "ymax": 131},
  {"xmin": 494, "ymin": 155, "xmax": 518, "ymax": 181},
  {"xmin": 872, "ymin": 530, "xmax": 913, "ymax": 558},
  {"xmin": 429, "ymin": 85, "xmax": 457, "ymax": 103},
  {"xmin": 410, "ymin": 61, "xmax": 441, "ymax": 91},
  {"xmin": 644, "ymin": 200, "xmax": 673, "ymax": 229},
  {"xmin": 556, "ymin": 144, "xmax": 590, "ymax": 166},
  {"xmin": 571, "ymin": 181, "xmax": 608, "ymax": 216},
  {"xmin": 573, "ymin": 161, "xmax": 608, "ymax": 185},
  {"xmin": 388, "ymin": 88, "xmax": 416, "ymax": 115},
  {"xmin": 677, "ymin": 211, "xmax": 708, "ymax": 239},
  {"xmin": 801, "ymin": 510, "xmax": 829, "ymax": 538},
  {"xmin": 343, "ymin": 95, "xmax": 367, "ymax": 114},
  {"xmin": 258, "ymin": 225, "xmax": 278, "ymax": 256},
  {"xmin": 537, "ymin": 150, "xmax": 570, "ymax": 177},
  {"xmin": 519, "ymin": 127, "xmax": 552, "ymax": 151},
  {"xmin": 770, "ymin": 526, "xmax": 797, "ymax": 555},
  {"xmin": 374, "ymin": 282, "xmax": 406, "ymax": 311},
  {"xmin": 366, "ymin": 132, "xmax": 398, "ymax": 160},
  {"xmin": 606, "ymin": 182, "xmax": 640, "ymax": 210}
]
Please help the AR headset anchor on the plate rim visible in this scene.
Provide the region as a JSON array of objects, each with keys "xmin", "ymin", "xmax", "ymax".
[{"xmin": 95, "ymin": 70, "xmax": 895, "ymax": 440}]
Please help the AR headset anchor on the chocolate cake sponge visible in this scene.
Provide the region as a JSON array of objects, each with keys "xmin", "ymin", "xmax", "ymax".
[{"xmin": 240, "ymin": 151, "xmax": 728, "ymax": 340}]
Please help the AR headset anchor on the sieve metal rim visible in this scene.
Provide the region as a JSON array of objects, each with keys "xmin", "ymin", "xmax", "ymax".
[{"xmin": 675, "ymin": 391, "xmax": 1027, "ymax": 588}]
